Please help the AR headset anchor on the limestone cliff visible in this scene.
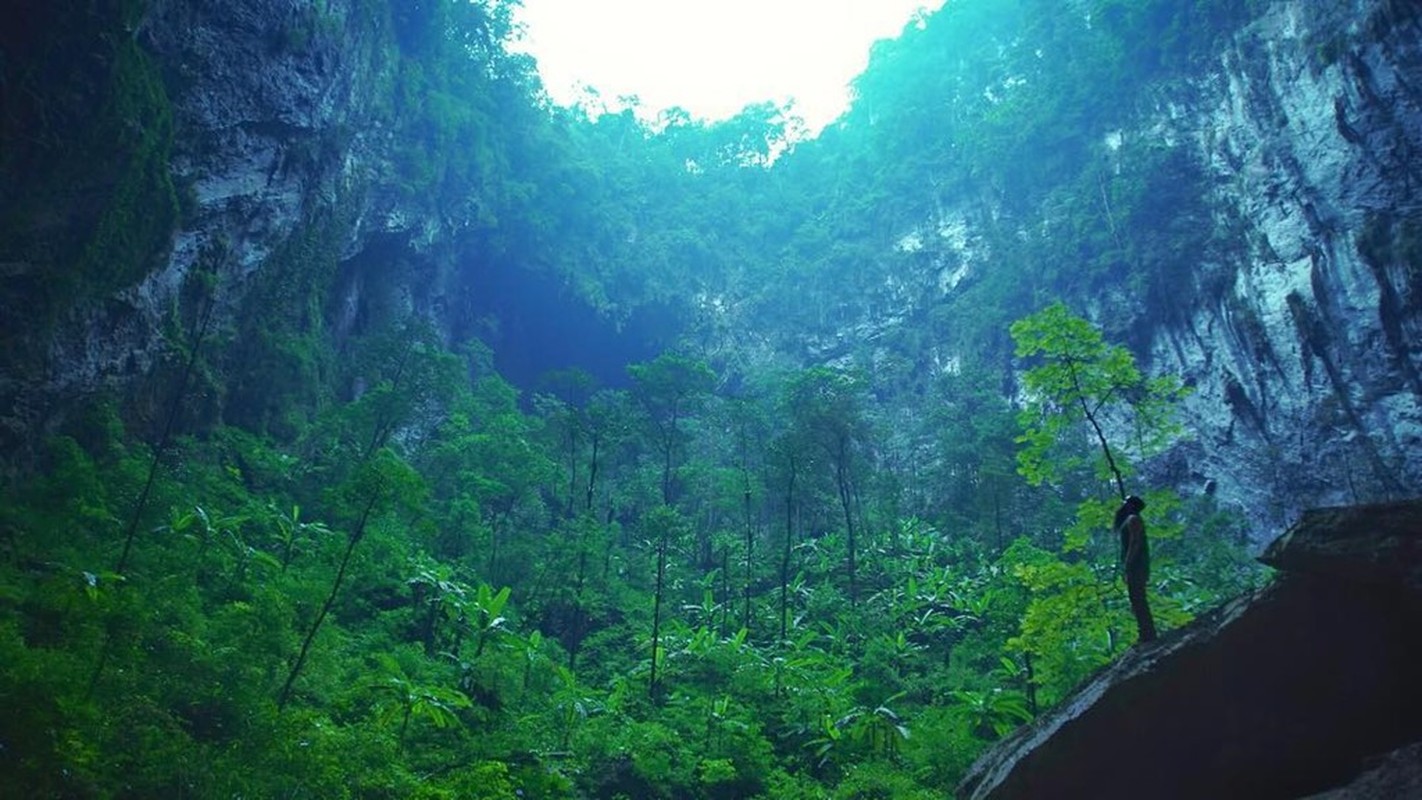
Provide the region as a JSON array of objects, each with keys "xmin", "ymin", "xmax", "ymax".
[
  {"xmin": 1145, "ymin": 0, "xmax": 1422, "ymax": 535},
  {"xmin": 806, "ymin": 0, "xmax": 1422, "ymax": 539},
  {"xmin": 0, "ymin": 0, "xmax": 479, "ymax": 451},
  {"xmin": 957, "ymin": 499, "xmax": 1422, "ymax": 800},
  {"xmin": 1, "ymin": 0, "xmax": 1418, "ymax": 540}
]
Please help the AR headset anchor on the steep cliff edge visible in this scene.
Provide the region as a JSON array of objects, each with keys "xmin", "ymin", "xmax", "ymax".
[
  {"xmin": 1147, "ymin": 0, "xmax": 1422, "ymax": 535},
  {"xmin": 0, "ymin": 0, "xmax": 501, "ymax": 451},
  {"xmin": 957, "ymin": 499, "xmax": 1422, "ymax": 800},
  {"xmin": 821, "ymin": 0, "xmax": 1422, "ymax": 539},
  {"xmin": 671, "ymin": 0, "xmax": 1422, "ymax": 540},
  {"xmin": 2, "ymin": 0, "xmax": 1418, "ymax": 535}
]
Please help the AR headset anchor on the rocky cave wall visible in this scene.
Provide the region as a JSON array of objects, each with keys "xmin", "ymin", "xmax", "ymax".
[
  {"xmin": 829, "ymin": 0, "xmax": 1422, "ymax": 540},
  {"xmin": 1148, "ymin": 0, "xmax": 1422, "ymax": 535},
  {"xmin": 3, "ymin": 0, "xmax": 1418, "ymax": 538},
  {"xmin": 1, "ymin": 0, "xmax": 474, "ymax": 453}
]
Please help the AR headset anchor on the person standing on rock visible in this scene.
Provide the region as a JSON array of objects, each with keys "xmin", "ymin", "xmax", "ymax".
[{"xmin": 1115, "ymin": 495, "xmax": 1157, "ymax": 643}]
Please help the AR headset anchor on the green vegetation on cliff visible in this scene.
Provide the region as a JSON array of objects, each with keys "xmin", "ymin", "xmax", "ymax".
[{"xmin": 0, "ymin": 0, "xmax": 1283, "ymax": 796}]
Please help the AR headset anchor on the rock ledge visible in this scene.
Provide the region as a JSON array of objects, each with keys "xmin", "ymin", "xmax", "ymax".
[{"xmin": 958, "ymin": 499, "xmax": 1422, "ymax": 800}]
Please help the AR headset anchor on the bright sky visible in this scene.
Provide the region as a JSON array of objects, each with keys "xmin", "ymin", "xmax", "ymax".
[{"xmin": 511, "ymin": 0, "xmax": 946, "ymax": 135}]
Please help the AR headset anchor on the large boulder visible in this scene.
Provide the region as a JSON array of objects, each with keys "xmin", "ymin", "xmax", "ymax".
[
  {"xmin": 1303, "ymin": 742, "xmax": 1422, "ymax": 799},
  {"xmin": 958, "ymin": 499, "xmax": 1422, "ymax": 800}
]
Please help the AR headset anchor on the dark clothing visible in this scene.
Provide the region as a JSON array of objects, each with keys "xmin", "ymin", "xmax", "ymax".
[
  {"xmin": 1126, "ymin": 570, "xmax": 1157, "ymax": 643},
  {"xmin": 1118, "ymin": 515, "xmax": 1149, "ymax": 579},
  {"xmin": 1118, "ymin": 513, "xmax": 1157, "ymax": 643}
]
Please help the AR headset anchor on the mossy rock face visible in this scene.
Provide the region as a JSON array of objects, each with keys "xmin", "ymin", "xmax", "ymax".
[
  {"xmin": 1355, "ymin": 209, "xmax": 1422, "ymax": 357},
  {"xmin": 221, "ymin": 196, "xmax": 363, "ymax": 438},
  {"xmin": 1357, "ymin": 213, "xmax": 1421, "ymax": 270},
  {"xmin": 0, "ymin": 1, "xmax": 177, "ymax": 323}
]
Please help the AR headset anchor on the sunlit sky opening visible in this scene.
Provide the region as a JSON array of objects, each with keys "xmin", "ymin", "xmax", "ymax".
[{"xmin": 512, "ymin": 1, "xmax": 946, "ymax": 137}]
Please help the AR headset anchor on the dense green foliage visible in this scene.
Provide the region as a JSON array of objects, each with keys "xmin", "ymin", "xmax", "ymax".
[
  {"xmin": 0, "ymin": 0, "xmax": 1281, "ymax": 796},
  {"xmin": 0, "ymin": 321, "xmax": 1261, "ymax": 797},
  {"xmin": 0, "ymin": 349, "xmax": 1260, "ymax": 796},
  {"xmin": 1012, "ymin": 302, "xmax": 1189, "ymax": 500}
]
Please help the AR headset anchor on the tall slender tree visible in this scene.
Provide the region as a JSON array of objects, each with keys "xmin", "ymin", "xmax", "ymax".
[
  {"xmin": 628, "ymin": 354, "xmax": 716, "ymax": 507},
  {"xmin": 1010, "ymin": 301, "xmax": 1186, "ymax": 500},
  {"xmin": 785, "ymin": 367, "xmax": 870, "ymax": 605},
  {"xmin": 644, "ymin": 505, "xmax": 687, "ymax": 700}
]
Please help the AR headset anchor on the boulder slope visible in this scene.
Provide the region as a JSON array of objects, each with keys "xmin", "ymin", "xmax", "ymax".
[{"xmin": 958, "ymin": 499, "xmax": 1422, "ymax": 800}]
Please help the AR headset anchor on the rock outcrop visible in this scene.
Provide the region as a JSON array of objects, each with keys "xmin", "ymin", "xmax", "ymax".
[
  {"xmin": 870, "ymin": 0, "xmax": 1422, "ymax": 540},
  {"xmin": 1304, "ymin": 742, "xmax": 1422, "ymax": 800},
  {"xmin": 1, "ymin": 0, "xmax": 1417, "ymax": 538},
  {"xmin": 957, "ymin": 499, "xmax": 1422, "ymax": 800},
  {"xmin": 0, "ymin": 0, "xmax": 469, "ymax": 452},
  {"xmin": 1145, "ymin": 0, "xmax": 1422, "ymax": 536}
]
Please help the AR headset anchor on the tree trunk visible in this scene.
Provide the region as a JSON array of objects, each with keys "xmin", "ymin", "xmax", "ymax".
[
  {"xmin": 779, "ymin": 459, "xmax": 797, "ymax": 642},
  {"xmin": 836, "ymin": 452, "xmax": 858, "ymax": 606},
  {"xmin": 743, "ymin": 486, "xmax": 754, "ymax": 635},
  {"xmin": 278, "ymin": 491, "xmax": 379, "ymax": 711},
  {"xmin": 566, "ymin": 426, "xmax": 579, "ymax": 520},
  {"xmin": 649, "ymin": 526, "xmax": 669, "ymax": 700},
  {"xmin": 585, "ymin": 433, "xmax": 601, "ymax": 512}
]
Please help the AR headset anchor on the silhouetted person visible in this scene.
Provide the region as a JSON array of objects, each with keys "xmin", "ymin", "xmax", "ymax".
[{"xmin": 1115, "ymin": 495, "xmax": 1157, "ymax": 643}]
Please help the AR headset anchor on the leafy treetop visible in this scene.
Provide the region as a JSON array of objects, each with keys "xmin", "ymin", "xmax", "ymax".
[{"xmin": 1011, "ymin": 301, "xmax": 1187, "ymax": 499}]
